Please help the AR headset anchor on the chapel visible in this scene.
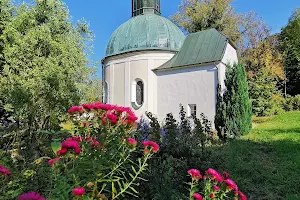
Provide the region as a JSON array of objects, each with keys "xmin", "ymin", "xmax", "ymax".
[{"xmin": 102, "ymin": 0, "xmax": 238, "ymax": 123}]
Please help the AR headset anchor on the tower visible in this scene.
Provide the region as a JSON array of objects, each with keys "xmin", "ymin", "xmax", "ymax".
[{"xmin": 132, "ymin": 0, "xmax": 161, "ymax": 17}]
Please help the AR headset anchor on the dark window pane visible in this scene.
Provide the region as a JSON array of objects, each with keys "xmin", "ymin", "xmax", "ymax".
[{"xmin": 136, "ymin": 81, "xmax": 144, "ymax": 105}]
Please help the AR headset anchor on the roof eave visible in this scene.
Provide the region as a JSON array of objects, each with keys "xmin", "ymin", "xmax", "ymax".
[{"xmin": 153, "ymin": 60, "xmax": 222, "ymax": 72}]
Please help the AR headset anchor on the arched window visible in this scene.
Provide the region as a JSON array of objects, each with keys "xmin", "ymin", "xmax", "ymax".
[
  {"xmin": 131, "ymin": 79, "xmax": 144, "ymax": 109},
  {"xmin": 103, "ymin": 82, "xmax": 109, "ymax": 104},
  {"xmin": 136, "ymin": 80, "xmax": 144, "ymax": 105}
]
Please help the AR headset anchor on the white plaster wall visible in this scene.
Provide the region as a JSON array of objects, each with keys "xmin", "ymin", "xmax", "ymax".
[
  {"xmin": 222, "ymin": 43, "xmax": 238, "ymax": 66},
  {"xmin": 219, "ymin": 43, "xmax": 239, "ymax": 94},
  {"xmin": 113, "ymin": 62, "xmax": 125, "ymax": 105},
  {"xmin": 156, "ymin": 65, "xmax": 218, "ymax": 123},
  {"xmin": 103, "ymin": 51, "xmax": 175, "ymax": 118}
]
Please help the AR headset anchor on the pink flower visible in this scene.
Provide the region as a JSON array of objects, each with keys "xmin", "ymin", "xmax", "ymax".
[
  {"xmin": 224, "ymin": 179, "xmax": 238, "ymax": 194},
  {"xmin": 83, "ymin": 122, "xmax": 89, "ymax": 127},
  {"xmin": 127, "ymin": 138, "xmax": 137, "ymax": 146},
  {"xmin": 62, "ymin": 139, "xmax": 80, "ymax": 149},
  {"xmin": 82, "ymin": 103, "xmax": 94, "ymax": 110},
  {"xmin": 142, "ymin": 141, "xmax": 160, "ymax": 152},
  {"xmin": 222, "ymin": 171, "xmax": 230, "ymax": 179},
  {"xmin": 209, "ymin": 193, "xmax": 214, "ymax": 198},
  {"xmin": 94, "ymin": 141, "xmax": 100, "ymax": 146},
  {"xmin": 193, "ymin": 193, "xmax": 203, "ymax": 200},
  {"xmin": 106, "ymin": 113, "xmax": 118, "ymax": 124},
  {"xmin": 0, "ymin": 165, "xmax": 11, "ymax": 176},
  {"xmin": 74, "ymin": 147, "xmax": 81, "ymax": 154},
  {"xmin": 238, "ymin": 191, "xmax": 247, "ymax": 200},
  {"xmin": 57, "ymin": 148, "xmax": 67, "ymax": 155},
  {"xmin": 213, "ymin": 185, "xmax": 220, "ymax": 191},
  {"xmin": 17, "ymin": 192, "xmax": 45, "ymax": 200},
  {"xmin": 188, "ymin": 169, "xmax": 202, "ymax": 180},
  {"xmin": 48, "ymin": 158, "xmax": 60, "ymax": 166},
  {"xmin": 100, "ymin": 104, "xmax": 115, "ymax": 111},
  {"xmin": 68, "ymin": 106, "xmax": 83, "ymax": 114},
  {"xmin": 91, "ymin": 102, "xmax": 103, "ymax": 109},
  {"xmin": 114, "ymin": 106, "xmax": 128, "ymax": 113},
  {"xmin": 127, "ymin": 115, "xmax": 138, "ymax": 121},
  {"xmin": 206, "ymin": 168, "xmax": 223, "ymax": 182},
  {"xmin": 72, "ymin": 187, "xmax": 85, "ymax": 196}
]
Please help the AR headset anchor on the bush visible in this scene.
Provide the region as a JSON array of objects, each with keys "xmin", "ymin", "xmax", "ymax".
[
  {"xmin": 1, "ymin": 102, "xmax": 159, "ymax": 199},
  {"xmin": 292, "ymin": 95, "xmax": 300, "ymax": 110},
  {"xmin": 136, "ymin": 105, "xmax": 220, "ymax": 199},
  {"xmin": 282, "ymin": 95, "xmax": 294, "ymax": 111}
]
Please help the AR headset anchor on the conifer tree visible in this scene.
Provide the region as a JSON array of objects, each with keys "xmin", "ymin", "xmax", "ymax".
[{"xmin": 215, "ymin": 64, "xmax": 252, "ymax": 139}]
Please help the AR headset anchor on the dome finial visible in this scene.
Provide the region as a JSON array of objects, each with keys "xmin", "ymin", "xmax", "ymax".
[{"xmin": 132, "ymin": 0, "xmax": 161, "ymax": 17}]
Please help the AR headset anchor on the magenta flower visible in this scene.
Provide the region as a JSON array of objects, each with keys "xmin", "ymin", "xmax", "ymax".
[
  {"xmin": 206, "ymin": 168, "xmax": 223, "ymax": 182},
  {"xmin": 238, "ymin": 191, "xmax": 247, "ymax": 200},
  {"xmin": 213, "ymin": 185, "xmax": 220, "ymax": 191},
  {"xmin": 48, "ymin": 158, "xmax": 60, "ymax": 166},
  {"xmin": 17, "ymin": 192, "xmax": 46, "ymax": 200},
  {"xmin": 56, "ymin": 148, "xmax": 67, "ymax": 155},
  {"xmin": 62, "ymin": 139, "xmax": 80, "ymax": 149},
  {"xmin": 127, "ymin": 138, "xmax": 137, "ymax": 146},
  {"xmin": 72, "ymin": 187, "xmax": 85, "ymax": 196},
  {"xmin": 68, "ymin": 106, "xmax": 83, "ymax": 113},
  {"xmin": 188, "ymin": 169, "xmax": 202, "ymax": 180},
  {"xmin": 0, "ymin": 165, "xmax": 11, "ymax": 176},
  {"xmin": 193, "ymin": 193, "xmax": 203, "ymax": 200},
  {"xmin": 224, "ymin": 179, "xmax": 238, "ymax": 194},
  {"xmin": 142, "ymin": 141, "xmax": 160, "ymax": 152}
]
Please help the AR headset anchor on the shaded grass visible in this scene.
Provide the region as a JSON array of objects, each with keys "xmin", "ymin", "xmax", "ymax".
[{"xmin": 210, "ymin": 112, "xmax": 300, "ymax": 200}]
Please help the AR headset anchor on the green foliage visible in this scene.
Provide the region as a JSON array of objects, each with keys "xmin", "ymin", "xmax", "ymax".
[
  {"xmin": 248, "ymin": 69, "xmax": 277, "ymax": 116},
  {"xmin": 0, "ymin": 0, "xmax": 93, "ymax": 127},
  {"xmin": 209, "ymin": 112, "xmax": 300, "ymax": 199},
  {"xmin": 215, "ymin": 64, "xmax": 252, "ymax": 139},
  {"xmin": 137, "ymin": 106, "xmax": 219, "ymax": 199},
  {"xmin": 46, "ymin": 103, "xmax": 154, "ymax": 199},
  {"xmin": 279, "ymin": 8, "xmax": 300, "ymax": 96}
]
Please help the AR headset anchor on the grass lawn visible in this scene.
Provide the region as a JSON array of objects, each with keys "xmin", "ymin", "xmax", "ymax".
[{"xmin": 211, "ymin": 111, "xmax": 300, "ymax": 200}]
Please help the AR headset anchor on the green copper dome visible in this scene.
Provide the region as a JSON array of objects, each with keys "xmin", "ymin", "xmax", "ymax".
[{"xmin": 106, "ymin": 14, "xmax": 185, "ymax": 57}]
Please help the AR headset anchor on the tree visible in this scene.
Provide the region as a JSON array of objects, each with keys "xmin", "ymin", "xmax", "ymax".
[
  {"xmin": 248, "ymin": 69, "xmax": 277, "ymax": 116},
  {"xmin": 0, "ymin": 0, "xmax": 94, "ymax": 154},
  {"xmin": 279, "ymin": 8, "xmax": 300, "ymax": 96},
  {"xmin": 215, "ymin": 64, "xmax": 252, "ymax": 139},
  {"xmin": 172, "ymin": 0, "xmax": 241, "ymax": 44},
  {"xmin": 172, "ymin": 0, "xmax": 270, "ymax": 55}
]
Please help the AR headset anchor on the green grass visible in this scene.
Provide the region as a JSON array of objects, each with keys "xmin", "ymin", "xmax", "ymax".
[{"xmin": 211, "ymin": 111, "xmax": 300, "ymax": 200}]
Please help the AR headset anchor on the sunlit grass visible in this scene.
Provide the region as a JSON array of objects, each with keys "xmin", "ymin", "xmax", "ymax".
[{"xmin": 210, "ymin": 111, "xmax": 300, "ymax": 200}]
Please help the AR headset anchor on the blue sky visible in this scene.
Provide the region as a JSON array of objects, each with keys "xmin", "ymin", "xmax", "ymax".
[{"xmin": 19, "ymin": 0, "xmax": 300, "ymax": 76}]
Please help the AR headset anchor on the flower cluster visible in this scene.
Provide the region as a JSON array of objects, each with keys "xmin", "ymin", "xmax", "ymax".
[
  {"xmin": 188, "ymin": 169, "xmax": 202, "ymax": 180},
  {"xmin": 17, "ymin": 192, "xmax": 45, "ymax": 200},
  {"xmin": 56, "ymin": 137, "xmax": 81, "ymax": 155},
  {"xmin": 0, "ymin": 165, "xmax": 11, "ymax": 176},
  {"xmin": 142, "ymin": 141, "xmax": 160, "ymax": 153},
  {"xmin": 206, "ymin": 168, "xmax": 223, "ymax": 182},
  {"xmin": 72, "ymin": 136, "xmax": 101, "ymax": 147},
  {"xmin": 188, "ymin": 168, "xmax": 247, "ymax": 200},
  {"xmin": 68, "ymin": 102, "xmax": 138, "ymax": 126}
]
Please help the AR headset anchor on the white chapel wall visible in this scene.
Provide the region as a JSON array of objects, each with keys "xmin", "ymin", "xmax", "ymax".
[
  {"xmin": 103, "ymin": 51, "xmax": 175, "ymax": 118},
  {"xmin": 156, "ymin": 65, "xmax": 218, "ymax": 123}
]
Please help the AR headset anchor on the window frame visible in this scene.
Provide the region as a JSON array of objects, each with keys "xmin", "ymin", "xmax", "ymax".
[{"xmin": 131, "ymin": 78, "xmax": 145, "ymax": 110}]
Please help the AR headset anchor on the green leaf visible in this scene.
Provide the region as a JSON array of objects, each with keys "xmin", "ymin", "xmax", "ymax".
[
  {"xmin": 51, "ymin": 141, "xmax": 62, "ymax": 154},
  {"xmin": 130, "ymin": 186, "xmax": 138, "ymax": 194},
  {"xmin": 129, "ymin": 173, "xmax": 134, "ymax": 179},
  {"xmin": 131, "ymin": 166, "xmax": 137, "ymax": 174}
]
